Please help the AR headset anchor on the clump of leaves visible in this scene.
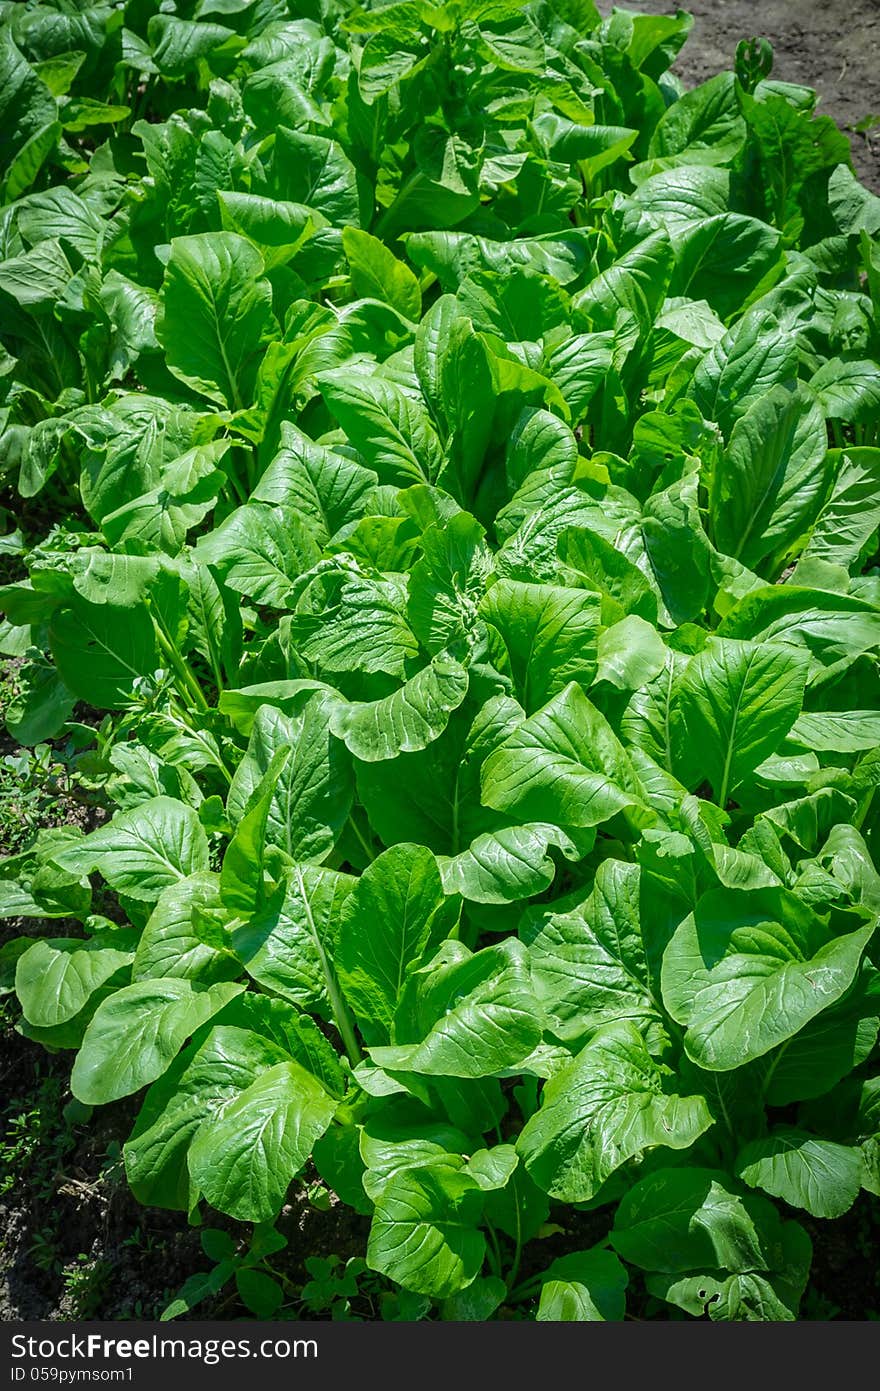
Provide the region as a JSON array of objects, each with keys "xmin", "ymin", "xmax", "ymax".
[{"xmin": 1, "ymin": 0, "xmax": 879, "ymax": 1323}]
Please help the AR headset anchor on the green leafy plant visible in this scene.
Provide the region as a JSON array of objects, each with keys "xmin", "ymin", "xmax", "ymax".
[
  {"xmin": 61, "ymin": 1254, "xmax": 113, "ymax": 1319},
  {"xmin": 1, "ymin": 0, "xmax": 879, "ymax": 1322}
]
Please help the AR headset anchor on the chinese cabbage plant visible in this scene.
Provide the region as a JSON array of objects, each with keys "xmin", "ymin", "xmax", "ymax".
[{"xmin": 1, "ymin": 0, "xmax": 879, "ymax": 1324}]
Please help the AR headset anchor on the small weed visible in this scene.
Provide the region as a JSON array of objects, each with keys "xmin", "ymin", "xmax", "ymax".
[
  {"xmin": 299, "ymin": 1254, "xmax": 429, "ymax": 1322},
  {"xmin": 0, "ymin": 740, "xmax": 71, "ymax": 855},
  {"xmin": 61, "ymin": 1255, "xmax": 113, "ymax": 1319},
  {"xmin": 120, "ymin": 1225, "xmax": 165, "ymax": 1255},
  {"xmin": 0, "ymin": 1072, "xmax": 74, "ymax": 1202}
]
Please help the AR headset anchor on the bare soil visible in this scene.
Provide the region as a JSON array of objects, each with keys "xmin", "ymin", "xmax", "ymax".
[
  {"xmin": 599, "ymin": 0, "xmax": 880, "ymax": 191},
  {"xmin": 0, "ymin": 1011, "xmax": 372, "ymax": 1321}
]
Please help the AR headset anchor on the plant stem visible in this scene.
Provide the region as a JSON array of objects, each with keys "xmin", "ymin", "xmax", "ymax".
[
  {"xmin": 506, "ymin": 1192, "xmax": 523, "ymax": 1292},
  {"xmin": 484, "ymin": 1218, "xmax": 503, "ymax": 1280},
  {"xmin": 760, "ymin": 1037, "xmax": 791, "ymax": 1101},
  {"xmin": 153, "ymin": 618, "xmax": 210, "ymax": 714},
  {"xmin": 348, "ymin": 812, "xmax": 375, "ymax": 865},
  {"xmin": 855, "ymin": 784, "xmax": 876, "ymax": 831},
  {"xmin": 713, "ymin": 1076, "xmax": 734, "ymax": 1136},
  {"xmin": 294, "ymin": 866, "xmax": 362, "ymax": 1067},
  {"xmin": 222, "ymin": 460, "xmax": 248, "ymax": 507},
  {"xmin": 508, "ymin": 1272, "xmax": 542, "ymax": 1304}
]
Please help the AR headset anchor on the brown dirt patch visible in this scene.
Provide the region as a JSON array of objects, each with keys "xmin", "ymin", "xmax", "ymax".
[{"xmin": 599, "ymin": 0, "xmax": 880, "ymax": 191}]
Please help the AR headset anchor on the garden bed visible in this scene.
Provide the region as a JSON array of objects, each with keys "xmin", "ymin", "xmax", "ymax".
[{"xmin": 1, "ymin": 0, "xmax": 878, "ymax": 1325}]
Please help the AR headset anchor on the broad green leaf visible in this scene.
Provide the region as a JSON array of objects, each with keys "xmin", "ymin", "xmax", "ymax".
[
  {"xmin": 367, "ymin": 1163, "xmax": 486, "ymax": 1298},
  {"xmin": 4, "ymin": 656, "xmax": 75, "ymax": 745},
  {"xmin": 558, "ymin": 526, "xmax": 658, "ymax": 625},
  {"xmin": 0, "ymin": 35, "xmax": 58, "ymax": 196},
  {"xmin": 735, "ymin": 1127, "xmax": 862, "ymax": 1219},
  {"xmin": 829, "ymin": 163, "xmax": 880, "ymax": 235},
  {"xmin": 16, "ymin": 936, "xmax": 134, "ymax": 1029},
  {"xmin": 739, "ymin": 89, "xmax": 850, "ymax": 241},
  {"xmin": 328, "ymin": 651, "xmax": 470, "ymax": 762},
  {"xmin": 360, "ymin": 1117, "xmax": 472, "ymax": 1203},
  {"xmin": 220, "ymin": 750, "xmax": 289, "ymax": 918},
  {"xmin": 187, "ymin": 1060, "xmax": 336, "ymax": 1222},
  {"xmin": 0, "ymin": 237, "xmax": 71, "ymax": 307},
  {"xmin": 815, "ymin": 827, "xmax": 880, "ymax": 915},
  {"xmin": 532, "ymin": 114, "xmax": 635, "ymax": 180},
  {"xmin": 622, "ymin": 474, "xmax": 713, "ymax": 628},
  {"xmin": 718, "ymin": 585, "xmax": 880, "ymax": 669},
  {"xmin": 670, "ymin": 638, "xmax": 809, "ymax": 805},
  {"xmin": 473, "ymin": 14, "xmax": 545, "ymax": 73},
  {"xmin": 193, "ymin": 503, "xmax": 321, "ymax": 608},
  {"xmin": 789, "ymin": 709, "xmax": 880, "ymax": 754},
  {"xmin": 354, "ymin": 694, "xmax": 520, "ymax": 854},
  {"xmin": 372, "ymin": 939, "xmax": 542, "ymax": 1078},
  {"xmin": 293, "ymin": 569, "xmax": 418, "ymax": 678},
  {"xmin": 760, "ymin": 787, "xmax": 860, "ymax": 857},
  {"xmin": 336, "ymin": 844, "xmax": 454, "ymax": 1039},
  {"xmin": 441, "ymin": 1277, "xmax": 507, "ymax": 1322},
  {"xmin": 184, "ymin": 562, "xmax": 241, "ymax": 691},
  {"xmin": 49, "ymin": 596, "xmax": 157, "ymax": 710},
  {"xmin": 99, "ymin": 442, "xmax": 227, "ymax": 554},
  {"xmin": 342, "ymin": 227, "xmax": 421, "ymax": 321},
  {"xmin": 72, "ymin": 979, "xmax": 243, "ymax": 1105},
  {"xmin": 647, "ymin": 72, "xmax": 746, "ymax": 169},
  {"xmin": 125, "ymin": 1024, "xmax": 291, "ymax": 1211},
  {"xmin": 611, "ymin": 1165, "xmax": 796, "ymax": 1275},
  {"xmin": 522, "ymin": 859, "xmax": 662, "ymax": 1043},
  {"xmin": 376, "ymin": 129, "xmax": 481, "ymax": 240},
  {"xmin": 133, "ymin": 874, "xmax": 239, "ymax": 985},
  {"xmin": 75, "ymin": 395, "xmax": 208, "ymax": 526},
  {"xmin": 632, "ymin": 165, "xmax": 730, "ymax": 230},
  {"xmin": 272, "ymin": 126, "xmax": 364, "ymax": 226},
  {"xmin": 19, "ymin": 186, "xmax": 104, "ymax": 259},
  {"xmin": 810, "ymin": 359, "xmax": 880, "ymax": 425},
  {"xmin": 689, "ymin": 308, "xmax": 798, "ymax": 439},
  {"xmin": 541, "ymin": 335, "xmax": 614, "ymax": 425},
  {"xmin": 231, "ymin": 864, "xmax": 355, "ymax": 1016},
  {"xmin": 800, "ymin": 448, "xmax": 880, "ymax": 572},
  {"xmin": 438, "ymin": 824, "xmax": 579, "ymax": 905},
  {"xmin": 252, "ymin": 423, "xmax": 376, "ymax": 543},
  {"xmin": 241, "ymin": 45, "xmax": 335, "ymax": 125},
  {"xmin": 481, "ymin": 682, "xmax": 647, "ymax": 829},
  {"xmin": 800, "ymin": 1076, "xmax": 880, "ymax": 1197},
  {"xmin": 407, "ymin": 512, "xmax": 493, "ymax": 654},
  {"xmin": 463, "ymin": 1144, "xmax": 518, "ymax": 1192},
  {"xmin": 52, "ymin": 797, "xmax": 210, "ymax": 902},
  {"xmin": 226, "ymin": 697, "xmax": 353, "ymax": 863},
  {"xmin": 358, "ymin": 34, "xmax": 423, "ymax": 102},
  {"xmin": 217, "ymin": 192, "xmax": 314, "ymax": 270},
  {"xmin": 709, "ymin": 384, "xmax": 828, "ymax": 573},
  {"xmin": 596, "ymin": 615, "xmax": 666, "ymax": 691},
  {"xmin": 669, "ymin": 214, "xmax": 783, "ymax": 322},
  {"xmin": 148, "ymin": 15, "xmax": 240, "ymax": 77},
  {"xmin": 405, "ymin": 226, "xmax": 594, "ymax": 290},
  {"xmin": 661, "ymin": 887, "xmax": 876, "ymax": 1070},
  {"xmin": 158, "ymin": 232, "xmax": 277, "ymax": 410},
  {"xmin": 480, "ymin": 579, "xmax": 600, "ymax": 712},
  {"xmin": 651, "ymin": 1248, "xmax": 808, "ymax": 1321},
  {"xmin": 536, "ymin": 1249, "xmax": 628, "ymax": 1322},
  {"xmin": 573, "ymin": 231, "xmax": 672, "ymax": 331},
  {"xmin": 518, "ymin": 1022, "xmax": 713, "ymax": 1202},
  {"xmin": 318, "ymin": 370, "xmax": 445, "ymax": 487}
]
